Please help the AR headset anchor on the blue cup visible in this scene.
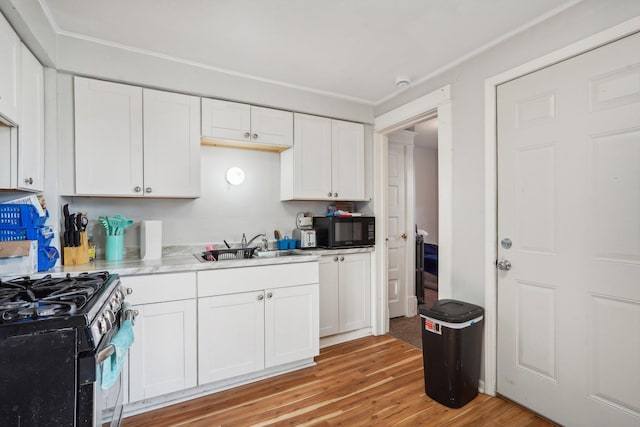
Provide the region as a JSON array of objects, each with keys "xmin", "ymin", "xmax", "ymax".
[{"xmin": 105, "ymin": 235, "xmax": 124, "ymax": 261}]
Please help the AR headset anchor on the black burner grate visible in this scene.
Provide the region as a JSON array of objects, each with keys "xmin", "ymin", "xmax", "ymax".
[{"xmin": 0, "ymin": 272, "xmax": 110, "ymax": 322}]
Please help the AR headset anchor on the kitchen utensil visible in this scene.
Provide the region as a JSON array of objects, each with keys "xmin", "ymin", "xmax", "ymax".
[
  {"xmin": 69, "ymin": 213, "xmax": 77, "ymax": 247},
  {"xmin": 76, "ymin": 213, "xmax": 88, "ymax": 231},
  {"xmin": 98, "ymin": 216, "xmax": 111, "ymax": 235},
  {"xmin": 63, "ymin": 204, "xmax": 70, "ymax": 247}
]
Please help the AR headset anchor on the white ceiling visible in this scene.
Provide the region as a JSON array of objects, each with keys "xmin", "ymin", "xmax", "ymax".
[{"xmin": 40, "ymin": 0, "xmax": 579, "ymax": 105}]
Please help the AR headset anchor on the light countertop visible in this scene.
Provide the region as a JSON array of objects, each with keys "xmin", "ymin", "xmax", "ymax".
[{"xmin": 3, "ymin": 246, "xmax": 374, "ymax": 279}]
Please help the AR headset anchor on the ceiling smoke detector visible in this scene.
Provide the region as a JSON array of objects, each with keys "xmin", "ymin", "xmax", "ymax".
[{"xmin": 395, "ymin": 76, "xmax": 411, "ymax": 88}]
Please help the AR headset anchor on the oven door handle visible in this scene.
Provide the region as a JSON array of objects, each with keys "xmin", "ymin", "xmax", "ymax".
[
  {"xmin": 96, "ymin": 304, "xmax": 137, "ymax": 364},
  {"xmin": 97, "ymin": 344, "xmax": 116, "ymax": 365}
]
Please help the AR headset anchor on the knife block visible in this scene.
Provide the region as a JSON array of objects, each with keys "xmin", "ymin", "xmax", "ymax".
[{"xmin": 63, "ymin": 231, "xmax": 90, "ymax": 265}]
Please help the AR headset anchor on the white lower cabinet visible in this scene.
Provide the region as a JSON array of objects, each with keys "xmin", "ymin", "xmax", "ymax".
[
  {"xmin": 124, "ymin": 273, "xmax": 197, "ymax": 402},
  {"xmin": 198, "ymin": 291, "xmax": 265, "ymax": 383},
  {"xmin": 197, "ymin": 263, "xmax": 319, "ymax": 385},
  {"xmin": 319, "ymin": 253, "xmax": 371, "ymax": 338}
]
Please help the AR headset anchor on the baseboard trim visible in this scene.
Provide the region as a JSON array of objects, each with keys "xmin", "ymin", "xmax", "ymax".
[{"xmin": 320, "ymin": 328, "xmax": 372, "ymax": 348}]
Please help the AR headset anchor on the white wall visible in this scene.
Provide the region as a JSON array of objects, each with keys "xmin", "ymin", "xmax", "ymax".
[
  {"xmin": 414, "ymin": 146, "xmax": 438, "ymax": 244},
  {"xmin": 375, "ymin": 0, "xmax": 640, "ymax": 306}
]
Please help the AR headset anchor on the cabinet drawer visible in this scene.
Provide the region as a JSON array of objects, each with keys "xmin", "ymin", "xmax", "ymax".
[
  {"xmin": 198, "ymin": 262, "xmax": 319, "ymax": 297},
  {"xmin": 123, "ymin": 272, "xmax": 196, "ymax": 305}
]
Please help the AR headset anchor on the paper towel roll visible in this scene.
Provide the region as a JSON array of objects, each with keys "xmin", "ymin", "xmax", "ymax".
[{"xmin": 141, "ymin": 220, "xmax": 162, "ymax": 260}]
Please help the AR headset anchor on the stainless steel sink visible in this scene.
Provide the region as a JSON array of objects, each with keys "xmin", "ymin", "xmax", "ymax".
[
  {"xmin": 253, "ymin": 250, "xmax": 294, "ymax": 258},
  {"xmin": 193, "ymin": 249, "xmax": 296, "ymax": 262}
]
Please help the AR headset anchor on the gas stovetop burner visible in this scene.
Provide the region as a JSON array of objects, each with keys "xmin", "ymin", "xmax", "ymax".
[{"xmin": 0, "ymin": 272, "xmax": 111, "ymax": 322}]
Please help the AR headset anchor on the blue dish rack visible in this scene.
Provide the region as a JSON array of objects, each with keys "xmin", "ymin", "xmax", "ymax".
[{"xmin": 0, "ymin": 204, "xmax": 59, "ymax": 271}]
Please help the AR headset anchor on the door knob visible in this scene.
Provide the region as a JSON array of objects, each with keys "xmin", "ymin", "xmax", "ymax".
[
  {"xmin": 401, "ymin": 233, "xmax": 407, "ymax": 240},
  {"xmin": 496, "ymin": 258, "xmax": 512, "ymax": 271}
]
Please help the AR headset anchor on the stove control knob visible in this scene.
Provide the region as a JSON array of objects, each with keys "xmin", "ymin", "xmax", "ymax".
[
  {"xmin": 98, "ymin": 316, "xmax": 112, "ymax": 334},
  {"xmin": 105, "ymin": 309, "xmax": 116, "ymax": 325}
]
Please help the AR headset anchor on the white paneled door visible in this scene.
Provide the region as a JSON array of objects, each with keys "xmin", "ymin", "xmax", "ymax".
[
  {"xmin": 387, "ymin": 143, "xmax": 407, "ymax": 318},
  {"xmin": 497, "ymin": 32, "xmax": 640, "ymax": 426}
]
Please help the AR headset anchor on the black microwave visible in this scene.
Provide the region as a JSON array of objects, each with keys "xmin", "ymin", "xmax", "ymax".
[{"xmin": 313, "ymin": 216, "xmax": 375, "ymax": 248}]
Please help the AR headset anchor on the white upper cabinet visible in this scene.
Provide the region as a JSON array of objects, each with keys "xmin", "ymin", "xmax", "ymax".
[
  {"xmin": 201, "ymin": 98, "xmax": 293, "ymax": 151},
  {"xmin": 281, "ymin": 113, "xmax": 365, "ymax": 201},
  {"xmin": 0, "ymin": 13, "xmax": 19, "ymax": 124},
  {"xmin": 143, "ymin": 89, "xmax": 201, "ymax": 197},
  {"xmin": 74, "ymin": 77, "xmax": 143, "ymax": 196},
  {"xmin": 331, "ymin": 119, "xmax": 365, "ymax": 201},
  {"xmin": 17, "ymin": 44, "xmax": 44, "ymax": 192},
  {"xmin": 0, "ymin": 43, "xmax": 44, "ymax": 192},
  {"xmin": 74, "ymin": 77, "xmax": 200, "ymax": 198}
]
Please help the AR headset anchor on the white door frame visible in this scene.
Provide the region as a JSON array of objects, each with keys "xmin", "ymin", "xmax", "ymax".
[
  {"xmin": 373, "ymin": 85, "xmax": 453, "ymax": 335},
  {"xmin": 483, "ymin": 16, "xmax": 640, "ymax": 396}
]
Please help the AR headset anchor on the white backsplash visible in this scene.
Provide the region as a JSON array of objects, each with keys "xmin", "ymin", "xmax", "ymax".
[{"xmin": 65, "ymin": 146, "xmax": 371, "ymax": 258}]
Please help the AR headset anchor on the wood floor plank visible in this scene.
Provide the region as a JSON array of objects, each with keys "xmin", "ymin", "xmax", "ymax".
[{"xmin": 123, "ymin": 335, "xmax": 558, "ymax": 427}]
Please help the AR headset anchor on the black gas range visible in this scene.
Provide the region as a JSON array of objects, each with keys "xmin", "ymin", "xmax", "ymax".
[{"xmin": 0, "ymin": 271, "xmax": 134, "ymax": 427}]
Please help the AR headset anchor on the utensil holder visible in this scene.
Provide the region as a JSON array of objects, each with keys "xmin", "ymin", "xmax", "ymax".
[
  {"xmin": 63, "ymin": 231, "xmax": 90, "ymax": 265},
  {"xmin": 105, "ymin": 235, "xmax": 124, "ymax": 261}
]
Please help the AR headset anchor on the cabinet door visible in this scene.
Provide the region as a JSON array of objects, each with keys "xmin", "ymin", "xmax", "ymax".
[
  {"xmin": 318, "ymin": 257, "xmax": 340, "ymax": 337},
  {"xmin": 74, "ymin": 77, "xmax": 143, "ymax": 196},
  {"xmin": 331, "ymin": 120, "xmax": 365, "ymax": 200},
  {"xmin": 250, "ymin": 106, "xmax": 293, "ymax": 147},
  {"xmin": 201, "ymin": 98, "xmax": 251, "ymax": 142},
  {"xmin": 198, "ymin": 291, "xmax": 265, "ymax": 384},
  {"xmin": 129, "ymin": 299, "xmax": 197, "ymax": 402},
  {"xmin": 0, "ymin": 14, "xmax": 19, "ymax": 124},
  {"xmin": 143, "ymin": 89, "xmax": 200, "ymax": 197},
  {"xmin": 292, "ymin": 113, "xmax": 332, "ymax": 199},
  {"xmin": 265, "ymin": 284, "xmax": 319, "ymax": 367},
  {"xmin": 17, "ymin": 45, "xmax": 44, "ymax": 192},
  {"xmin": 339, "ymin": 253, "xmax": 371, "ymax": 332}
]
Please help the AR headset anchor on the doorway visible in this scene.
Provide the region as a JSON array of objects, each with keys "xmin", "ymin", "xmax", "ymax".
[
  {"xmin": 372, "ymin": 86, "xmax": 453, "ymax": 335},
  {"xmin": 386, "ymin": 118, "xmax": 440, "ymax": 320}
]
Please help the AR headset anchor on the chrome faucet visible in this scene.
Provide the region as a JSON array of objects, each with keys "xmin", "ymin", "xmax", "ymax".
[{"xmin": 246, "ymin": 233, "xmax": 269, "ymax": 250}]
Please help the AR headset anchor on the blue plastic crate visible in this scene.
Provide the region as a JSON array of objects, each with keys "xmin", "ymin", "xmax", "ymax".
[
  {"xmin": 38, "ymin": 226, "xmax": 54, "ymax": 247},
  {"xmin": 0, "ymin": 227, "xmax": 40, "ymax": 241},
  {"xmin": 38, "ymin": 246, "xmax": 59, "ymax": 271},
  {"xmin": 0, "ymin": 204, "xmax": 48, "ymax": 228}
]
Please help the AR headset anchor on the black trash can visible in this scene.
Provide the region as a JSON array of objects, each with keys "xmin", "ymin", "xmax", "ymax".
[{"xmin": 419, "ymin": 299, "xmax": 484, "ymax": 408}]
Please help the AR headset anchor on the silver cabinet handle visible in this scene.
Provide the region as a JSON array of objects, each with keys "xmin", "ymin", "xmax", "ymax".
[
  {"xmin": 134, "ymin": 186, "xmax": 142, "ymax": 192},
  {"xmin": 339, "ymin": 256, "xmax": 344, "ymax": 261},
  {"xmin": 333, "ymin": 256, "xmax": 339, "ymax": 262},
  {"xmin": 24, "ymin": 177, "xmax": 33, "ymax": 185},
  {"xmin": 267, "ymin": 292, "xmax": 273, "ymax": 299},
  {"xmin": 327, "ymin": 192, "xmax": 332, "ymax": 197},
  {"xmin": 244, "ymin": 132, "xmax": 251, "ymax": 139},
  {"xmin": 497, "ymin": 258, "xmax": 512, "ymax": 271},
  {"xmin": 126, "ymin": 288, "xmax": 133, "ymax": 295},
  {"xmin": 252, "ymin": 133, "xmax": 258, "ymax": 139},
  {"xmin": 257, "ymin": 294, "xmax": 264, "ymax": 301},
  {"xmin": 145, "ymin": 187, "xmax": 152, "ymax": 193},
  {"xmin": 334, "ymin": 193, "xmax": 338, "ymax": 197}
]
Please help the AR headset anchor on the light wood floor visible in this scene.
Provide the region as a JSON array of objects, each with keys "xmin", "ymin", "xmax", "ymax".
[{"xmin": 123, "ymin": 335, "xmax": 556, "ymax": 426}]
